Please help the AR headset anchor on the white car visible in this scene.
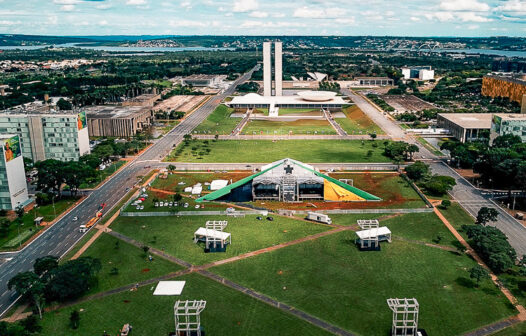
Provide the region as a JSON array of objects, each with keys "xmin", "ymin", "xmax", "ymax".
[
  {"xmin": 136, "ymin": 206, "xmax": 141, "ymax": 210},
  {"xmin": 184, "ymin": 203, "xmax": 189, "ymax": 208},
  {"xmin": 159, "ymin": 202, "xmax": 164, "ymax": 207},
  {"xmin": 154, "ymin": 202, "xmax": 159, "ymax": 207},
  {"xmin": 195, "ymin": 205, "xmax": 200, "ymax": 209},
  {"xmin": 169, "ymin": 202, "xmax": 173, "ymax": 207}
]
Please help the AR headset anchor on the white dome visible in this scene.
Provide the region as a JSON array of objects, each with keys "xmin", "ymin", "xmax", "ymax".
[{"xmin": 296, "ymin": 91, "xmax": 337, "ymax": 102}]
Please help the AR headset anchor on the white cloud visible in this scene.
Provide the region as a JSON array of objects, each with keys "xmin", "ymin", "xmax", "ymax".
[
  {"xmin": 249, "ymin": 11, "xmax": 268, "ymax": 18},
  {"xmin": 181, "ymin": 1, "xmax": 192, "ymax": 9},
  {"xmin": 334, "ymin": 17, "xmax": 356, "ymax": 25},
  {"xmin": 496, "ymin": 0, "xmax": 526, "ymax": 13},
  {"xmin": 467, "ymin": 24, "xmax": 480, "ymax": 30},
  {"xmin": 272, "ymin": 13, "xmax": 285, "ymax": 18},
  {"xmin": 233, "ymin": 0, "xmax": 258, "ymax": 13},
  {"xmin": 240, "ymin": 20, "xmax": 307, "ymax": 28},
  {"xmin": 126, "ymin": 0, "xmax": 147, "ymax": 5},
  {"xmin": 96, "ymin": 3, "xmax": 112, "ymax": 10},
  {"xmin": 60, "ymin": 5, "xmax": 75, "ymax": 11},
  {"xmin": 169, "ymin": 19, "xmax": 206, "ymax": 28},
  {"xmin": 424, "ymin": 11, "xmax": 491, "ymax": 22},
  {"xmin": 410, "ymin": 17, "xmax": 421, "ymax": 21},
  {"xmin": 439, "ymin": 0, "xmax": 490, "ymax": 12},
  {"xmin": 99, "ymin": 20, "xmax": 108, "ymax": 26},
  {"xmin": 293, "ymin": 7, "xmax": 346, "ymax": 19},
  {"xmin": 53, "ymin": 0, "xmax": 78, "ymax": 4},
  {"xmin": 0, "ymin": 20, "xmax": 22, "ymax": 25}
]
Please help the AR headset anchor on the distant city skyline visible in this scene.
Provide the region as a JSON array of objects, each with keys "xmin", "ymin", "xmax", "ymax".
[{"xmin": 0, "ymin": 0, "xmax": 525, "ymax": 37}]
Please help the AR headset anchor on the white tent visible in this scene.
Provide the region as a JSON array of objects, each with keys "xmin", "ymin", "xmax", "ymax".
[
  {"xmin": 194, "ymin": 227, "xmax": 231, "ymax": 246},
  {"xmin": 356, "ymin": 226, "xmax": 392, "ymax": 241},
  {"xmin": 210, "ymin": 180, "xmax": 229, "ymax": 191}
]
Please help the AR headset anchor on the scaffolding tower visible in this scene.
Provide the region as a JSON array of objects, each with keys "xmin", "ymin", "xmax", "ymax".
[
  {"xmin": 387, "ymin": 298, "xmax": 419, "ymax": 336},
  {"xmin": 174, "ymin": 300, "xmax": 206, "ymax": 336},
  {"xmin": 205, "ymin": 221, "xmax": 229, "ymax": 250},
  {"xmin": 357, "ymin": 219, "xmax": 379, "ymax": 229}
]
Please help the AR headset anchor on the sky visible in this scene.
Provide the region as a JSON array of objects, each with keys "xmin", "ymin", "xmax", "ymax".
[{"xmin": 0, "ymin": 0, "xmax": 525, "ymax": 37}]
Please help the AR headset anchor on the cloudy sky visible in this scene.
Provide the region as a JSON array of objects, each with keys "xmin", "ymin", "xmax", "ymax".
[{"xmin": 0, "ymin": 0, "xmax": 525, "ymax": 36}]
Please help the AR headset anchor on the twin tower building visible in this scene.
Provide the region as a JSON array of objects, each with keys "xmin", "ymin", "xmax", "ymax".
[{"xmin": 263, "ymin": 41, "xmax": 283, "ymax": 97}]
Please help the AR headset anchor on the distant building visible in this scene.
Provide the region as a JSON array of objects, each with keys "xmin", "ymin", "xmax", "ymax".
[
  {"xmin": 438, "ymin": 113, "xmax": 526, "ymax": 143},
  {"xmin": 0, "ymin": 107, "xmax": 90, "ymax": 162},
  {"xmin": 482, "ymin": 74, "xmax": 526, "ymax": 104},
  {"xmin": 401, "ymin": 66, "xmax": 434, "ymax": 80},
  {"xmin": 0, "ymin": 135, "xmax": 30, "ymax": 210},
  {"xmin": 492, "ymin": 60, "xmax": 526, "ymax": 73},
  {"xmin": 181, "ymin": 75, "xmax": 226, "ymax": 88},
  {"xmin": 121, "ymin": 93, "xmax": 161, "ymax": 107},
  {"xmin": 86, "ymin": 105, "xmax": 154, "ymax": 138},
  {"xmin": 491, "ymin": 113, "xmax": 526, "ymax": 144},
  {"xmin": 437, "ymin": 113, "xmax": 493, "ymax": 143}
]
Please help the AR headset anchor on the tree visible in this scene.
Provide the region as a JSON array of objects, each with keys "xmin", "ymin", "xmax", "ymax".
[
  {"xmin": 8, "ymin": 272, "xmax": 46, "ymax": 319},
  {"xmin": 492, "ymin": 134, "xmax": 522, "ymax": 148},
  {"xmin": 469, "ymin": 265, "xmax": 489, "ymax": 286},
  {"xmin": 33, "ymin": 256, "xmax": 59, "ymax": 279},
  {"xmin": 476, "ymin": 207, "xmax": 499, "ymax": 226},
  {"xmin": 405, "ymin": 161, "xmax": 430, "ymax": 181},
  {"xmin": 69, "ymin": 310, "xmax": 80, "ymax": 329},
  {"xmin": 0, "ymin": 218, "xmax": 11, "ymax": 238},
  {"xmin": 173, "ymin": 193, "xmax": 183, "ymax": 202},
  {"xmin": 424, "ymin": 175, "xmax": 456, "ymax": 196},
  {"xmin": 63, "ymin": 161, "xmax": 96, "ymax": 196},
  {"xmin": 440, "ymin": 200, "xmax": 451, "ymax": 209},
  {"xmin": 35, "ymin": 159, "xmax": 65, "ymax": 197},
  {"xmin": 45, "ymin": 257, "xmax": 101, "ymax": 302},
  {"xmin": 56, "ymin": 98, "xmax": 73, "ymax": 111},
  {"xmin": 167, "ymin": 164, "xmax": 176, "ymax": 172},
  {"xmin": 369, "ymin": 133, "xmax": 377, "ymax": 140},
  {"xmin": 465, "ymin": 225, "xmax": 516, "ymax": 273},
  {"xmin": 19, "ymin": 315, "xmax": 42, "ymax": 333}
]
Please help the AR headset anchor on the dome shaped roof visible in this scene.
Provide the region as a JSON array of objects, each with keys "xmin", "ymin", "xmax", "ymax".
[{"xmin": 296, "ymin": 91, "xmax": 337, "ymax": 102}]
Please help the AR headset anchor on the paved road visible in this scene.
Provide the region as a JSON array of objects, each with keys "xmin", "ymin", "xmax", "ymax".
[
  {"xmin": 152, "ymin": 162, "xmax": 401, "ymax": 171},
  {"xmin": 431, "ymin": 162, "xmax": 526, "ymax": 257},
  {"xmin": 0, "ymin": 67, "xmax": 256, "ymax": 317},
  {"xmin": 342, "ymin": 88, "xmax": 526, "ymax": 257}
]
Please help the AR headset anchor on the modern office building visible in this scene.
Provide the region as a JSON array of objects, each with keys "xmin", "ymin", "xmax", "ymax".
[
  {"xmin": 438, "ymin": 113, "xmax": 526, "ymax": 143},
  {"xmin": 121, "ymin": 93, "xmax": 161, "ymax": 107},
  {"xmin": 0, "ymin": 107, "xmax": 90, "ymax": 162},
  {"xmin": 0, "ymin": 135, "xmax": 30, "ymax": 210},
  {"xmin": 491, "ymin": 114, "xmax": 526, "ymax": 144},
  {"xmin": 482, "ymin": 74, "xmax": 526, "ymax": 104},
  {"xmin": 437, "ymin": 113, "xmax": 493, "ymax": 143},
  {"xmin": 181, "ymin": 75, "xmax": 226, "ymax": 88},
  {"xmin": 401, "ymin": 66, "xmax": 435, "ymax": 80},
  {"xmin": 86, "ymin": 105, "xmax": 154, "ymax": 137},
  {"xmin": 262, "ymin": 41, "xmax": 283, "ymax": 97}
]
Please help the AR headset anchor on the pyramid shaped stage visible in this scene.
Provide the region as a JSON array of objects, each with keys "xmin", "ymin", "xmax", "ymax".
[{"xmin": 196, "ymin": 158, "xmax": 381, "ymax": 203}]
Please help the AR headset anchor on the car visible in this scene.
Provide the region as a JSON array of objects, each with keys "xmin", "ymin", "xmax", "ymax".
[
  {"xmin": 125, "ymin": 187, "xmax": 130, "ymax": 192},
  {"xmin": 159, "ymin": 202, "xmax": 164, "ymax": 207},
  {"xmin": 174, "ymin": 203, "xmax": 178, "ymax": 207},
  {"xmin": 256, "ymin": 216, "xmax": 262, "ymax": 220},
  {"xmin": 140, "ymin": 206, "xmax": 144, "ymax": 210},
  {"xmin": 154, "ymin": 202, "xmax": 159, "ymax": 207},
  {"xmin": 136, "ymin": 206, "xmax": 141, "ymax": 210},
  {"xmin": 195, "ymin": 205, "xmax": 200, "ymax": 209},
  {"xmin": 266, "ymin": 216, "xmax": 274, "ymax": 221},
  {"xmin": 226, "ymin": 207, "xmax": 235, "ymax": 213},
  {"xmin": 72, "ymin": 216, "xmax": 78, "ymax": 221},
  {"xmin": 169, "ymin": 202, "xmax": 173, "ymax": 207},
  {"xmin": 184, "ymin": 203, "xmax": 189, "ymax": 208}
]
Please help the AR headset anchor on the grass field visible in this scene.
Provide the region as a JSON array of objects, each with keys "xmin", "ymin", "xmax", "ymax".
[
  {"xmin": 336, "ymin": 105, "xmax": 384, "ymax": 135},
  {"xmin": 438, "ymin": 202, "xmax": 475, "ymax": 240},
  {"xmin": 166, "ymin": 140, "xmax": 392, "ymax": 163},
  {"xmin": 77, "ymin": 233, "xmax": 182, "ymax": 295},
  {"xmin": 194, "ymin": 104, "xmax": 241, "ymax": 134},
  {"xmin": 111, "ymin": 215, "xmax": 330, "ymax": 265},
  {"xmin": 241, "ymin": 119, "xmax": 337, "ymax": 135},
  {"xmin": 213, "ymin": 232, "xmax": 516, "ymax": 336},
  {"xmin": 39, "ymin": 273, "xmax": 331, "ymax": 336}
]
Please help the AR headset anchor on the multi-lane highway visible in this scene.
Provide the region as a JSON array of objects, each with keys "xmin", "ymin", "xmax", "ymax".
[{"xmin": 0, "ymin": 67, "xmax": 256, "ymax": 317}]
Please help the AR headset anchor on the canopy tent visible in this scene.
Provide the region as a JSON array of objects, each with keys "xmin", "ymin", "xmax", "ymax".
[{"xmin": 356, "ymin": 226, "xmax": 392, "ymax": 241}]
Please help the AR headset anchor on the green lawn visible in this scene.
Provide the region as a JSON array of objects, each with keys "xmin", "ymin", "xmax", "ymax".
[
  {"xmin": 382, "ymin": 212, "xmax": 457, "ymax": 247},
  {"xmin": 336, "ymin": 105, "xmax": 384, "ymax": 135},
  {"xmin": 111, "ymin": 215, "xmax": 330, "ymax": 265},
  {"xmin": 212, "ymin": 232, "xmax": 517, "ymax": 336},
  {"xmin": 77, "ymin": 233, "xmax": 182, "ymax": 295},
  {"xmin": 438, "ymin": 202, "xmax": 475, "ymax": 240},
  {"xmin": 194, "ymin": 104, "xmax": 241, "ymax": 134},
  {"xmin": 0, "ymin": 197, "xmax": 79, "ymax": 251},
  {"xmin": 416, "ymin": 137, "xmax": 444, "ymax": 156},
  {"xmin": 241, "ymin": 119, "xmax": 336, "ymax": 135},
  {"xmin": 166, "ymin": 140, "xmax": 392, "ymax": 163},
  {"xmin": 39, "ymin": 273, "xmax": 331, "ymax": 336}
]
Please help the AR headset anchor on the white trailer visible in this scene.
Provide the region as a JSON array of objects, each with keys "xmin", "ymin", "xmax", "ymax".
[{"xmin": 306, "ymin": 212, "xmax": 332, "ymax": 225}]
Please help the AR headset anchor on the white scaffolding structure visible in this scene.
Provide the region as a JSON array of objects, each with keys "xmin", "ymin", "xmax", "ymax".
[
  {"xmin": 356, "ymin": 226, "xmax": 391, "ymax": 250},
  {"xmin": 174, "ymin": 300, "xmax": 206, "ymax": 336},
  {"xmin": 205, "ymin": 220, "xmax": 228, "ymax": 231},
  {"xmin": 357, "ymin": 219, "xmax": 379, "ymax": 229},
  {"xmin": 205, "ymin": 220, "xmax": 229, "ymax": 250},
  {"xmin": 387, "ymin": 298, "xmax": 419, "ymax": 336}
]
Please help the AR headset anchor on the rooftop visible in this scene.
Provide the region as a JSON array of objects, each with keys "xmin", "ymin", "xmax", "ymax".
[
  {"xmin": 438, "ymin": 113, "xmax": 493, "ymax": 129},
  {"xmin": 125, "ymin": 94, "xmax": 160, "ymax": 102},
  {"xmin": 183, "ymin": 74, "xmax": 223, "ymax": 80},
  {"xmin": 229, "ymin": 92, "xmax": 347, "ymax": 106},
  {"xmin": 0, "ymin": 103, "xmax": 80, "ymax": 116},
  {"xmin": 85, "ymin": 105, "xmax": 151, "ymax": 119}
]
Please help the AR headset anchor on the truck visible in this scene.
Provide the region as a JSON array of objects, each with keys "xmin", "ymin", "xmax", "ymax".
[{"xmin": 306, "ymin": 212, "xmax": 332, "ymax": 225}]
